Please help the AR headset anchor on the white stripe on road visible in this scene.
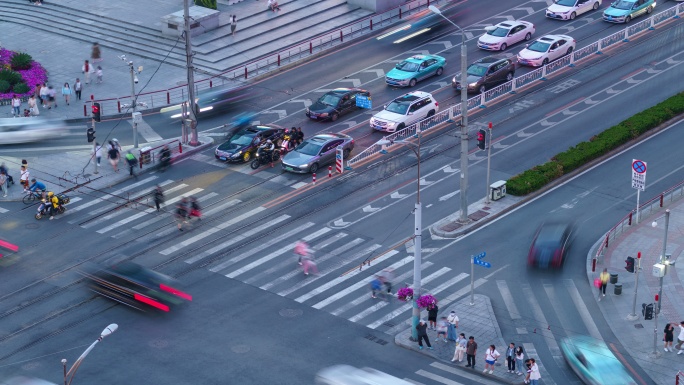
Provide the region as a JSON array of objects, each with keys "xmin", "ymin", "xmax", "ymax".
[
  {"xmin": 292, "ymin": 247, "xmax": 395, "ymax": 302},
  {"xmin": 564, "ymin": 279, "xmax": 602, "ymax": 340},
  {"xmin": 161, "ymin": 206, "xmax": 267, "ymax": 256},
  {"xmin": 415, "ymin": 370, "xmax": 466, "ymax": 385},
  {"xmin": 429, "ymin": 362, "xmax": 502, "ymax": 385},
  {"xmin": 0, "ymin": 207, "xmax": 8, "ymax": 213},
  {"xmin": 201, "ymin": 198, "xmax": 241, "ymax": 217},
  {"xmin": 522, "ymin": 284, "xmax": 564, "ymax": 371},
  {"xmin": 132, "ymin": 119, "xmax": 163, "ymax": 142},
  {"xmin": 497, "ymin": 280, "xmax": 521, "ymax": 319},
  {"xmin": 128, "ymin": 194, "xmax": 230, "ymax": 232},
  {"xmin": 219, "ymin": 223, "xmax": 318, "ymax": 277},
  {"xmin": 68, "ymin": 176, "xmax": 158, "ymax": 212}
]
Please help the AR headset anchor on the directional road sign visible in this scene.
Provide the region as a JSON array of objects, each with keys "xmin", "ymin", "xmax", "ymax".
[
  {"xmin": 472, "ymin": 252, "xmax": 491, "ymax": 268},
  {"xmin": 631, "ymin": 159, "xmax": 647, "ymax": 191}
]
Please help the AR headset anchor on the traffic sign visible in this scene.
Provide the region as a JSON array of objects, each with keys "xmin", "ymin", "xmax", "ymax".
[
  {"xmin": 356, "ymin": 95, "xmax": 372, "ymax": 109},
  {"xmin": 631, "ymin": 159, "xmax": 647, "ymax": 191},
  {"xmin": 472, "ymin": 252, "xmax": 491, "ymax": 268}
]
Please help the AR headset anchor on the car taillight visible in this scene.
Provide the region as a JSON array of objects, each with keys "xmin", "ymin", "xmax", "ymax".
[
  {"xmin": 160, "ymin": 283, "xmax": 193, "ymax": 301},
  {"xmin": 528, "ymin": 248, "xmax": 536, "ymax": 264},
  {"xmin": 553, "ymin": 249, "xmax": 562, "ymax": 267},
  {"xmin": 434, "ymin": 101, "xmax": 439, "ymax": 107},
  {"xmin": 134, "ymin": 294, "xmax": 170, "ymax": 312}
]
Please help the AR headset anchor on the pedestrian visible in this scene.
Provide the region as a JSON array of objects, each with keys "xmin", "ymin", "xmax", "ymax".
[
  {"xmin": 48, "ymin": 85, "xmax": 57, "ymax": 109},
  {"xmin": 82, "ymin": 60, "xmax": 94, "ymax": 84},
  {"xmin": 427, "ymin": 303, "xmax": 439, "ymax": 330},
  {"xmin": 189, "ymin": 196, "xmax": 201, "ymax": 220},
  {"xmin": 446, "ymin": 310, "xmax": 459, "ymax": 341},
  {"xmin": 11, "ymin": 95, "xmax": 21, "ymax": 117},
  {"xmin": 39, "ymin": 83, "xmax": 49, "ymax": 108},
  {"xmin": 0, "ymin": 163, "xmax": 13, "ymax": 187},
  {"xmin": 435, "ymin": 316, "xmax": 448, "ymax": 342},
  {"xmin": 506, "ymin": 342, "xmax": 516, "ymax": 373},
  {"xmin": 483, "ymin": 344, "xmax": 500, "ymax": 374},
  {"xmin": 230, "ymin": 15, "xmax": 237, "ymax": 36},
  {"xmin": 675, "ymin": 321, "xmax": 684, "ymax": 354},
  {"xmin": 28, "ymin": 95, "xmax": 39, "ymax": 116},
  {"xmin": 378, "ymin": 267, "xmax": 394, "ymax": 295},
  {"xmin": 665, "ymin": 323, "xmax": 675, "ymax": 352},
  {"xmin": 598, "ymin": 268, "xmax": 610, "ymax": 300},
  {"xmin": 74, "ymin": 78, "xmax": 82, "ymax": 100},
  {"xmin": 176, "ymin": 197, "xmax": 189, "ymax": 231},
  {"xmin": 153, "ymin": 185, "xmax": 164, "ymax": 211},
  {"xmin": 294, "ymin": 240, "xmax": 309, "ymax": 265},
  {"xmin": 302, "ymin": 253, "xmax": 318, "ymax": 276},
  {"xmin": 416, "ymin": 320, "xmax": 433, "ymax": 350},
  {"xmin": 267, "ymin": 0, "xmax": 280, "ymax": 11},
  {"xmin": 465, "ymin": 336, "xmax": 478, "ymax": 368},
  {"xmin": 0, "ymin": 169, "xmax": 7, "ymax": 197},
  {"xmin": 523, "ymin": 359, "xmax": 531, "ymax": 384},
  {"xmin": 370, "ymin": 276, "xmax": 383, "ymax": 299},
  {"xmin": 91, "ymin": 42, "xmax": 102, "ymax": 63},
  {"xmin": 96, "ymin": 66, "xmax": 103, "ymax": 84},
  {"xmin": 527, "ymin": 358, "xmax": 541, "ymax": 385},
  {"xmin": 91, "ymin": 142, "xmax": 102, "ymax": 167},
  {"xmin": 20, "ymin": 165, "xmax": 30, "ymax": 193},
  {"xmin": 125, "ymin": 150, "xmax": 137, "ymax": 177},
  {"xmin": 62, "ymin": 82, "xmax": 72, "ymax": 105},
  {"xmin": 515, "ymin": 346, "xmax": 525, "ymax": 375},
  {"xmin": 107, "ymin": 141, "xmax": 120, "ymax": 172},
  {"xmin": 295, "ymin": 127, "xmax": 304, "ymax": 145},
  {"xmin": 451, "ymin": 333, "xmax": 467, "ymax": 362},
  {"xmin": 34, "ymin": 84, "xmax": 42, "ymax": 106}
]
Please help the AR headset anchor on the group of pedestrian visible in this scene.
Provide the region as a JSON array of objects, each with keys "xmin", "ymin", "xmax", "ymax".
[
  {"xmin": 267, "ymin": 0, "xmax": 281, "ymax": 12},
  {"xmin": 0, "ymin": 163, "xmax": 16, "ymax": 198},
  {"xmin": 290, "ymin": 127, "xmax": 304, "ymax": 146},
  {"xmin": 370, "ymin": 267, "xmax": 393, "ymax": 299},
  {"xmin": 665, "ymin": 321, "xmax": 684, "ymax": 354},
  {"xmin": 175, "ymin": 196, "xmax": 201, "ymax": 231}
]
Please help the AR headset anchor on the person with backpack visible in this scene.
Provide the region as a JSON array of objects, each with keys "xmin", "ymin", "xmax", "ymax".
[{"xmin": 125, "ymin": 150, "xmax": 137, "ymax": 177}]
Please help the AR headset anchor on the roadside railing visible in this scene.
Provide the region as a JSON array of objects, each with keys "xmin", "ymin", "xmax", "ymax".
[
  {"xmin": 138, "ymin": 139, "xmax": 182, "ymax": 169},
  {"xmin": 88, "ymin": 0, "xmax": 451, "ymax": 117},
  {"xmin": 347, "ymin": 2, "xmax": 684, "ymax": 168}
]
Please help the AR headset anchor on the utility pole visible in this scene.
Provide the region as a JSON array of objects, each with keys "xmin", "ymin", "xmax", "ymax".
[
  {"xmin": 128, "ymin": 62, "xmax": 138, "ymax": 148},
  {"xmin": 484, "ymin": 122, "xmax": 493, "ymax": 204},
  {"xmin": 458, "ymin": 29, "xmax": 469, "ymax": 222},
  {"xmin": 183, "ymin": 0, "xmax": 199, "ymax": 146}
]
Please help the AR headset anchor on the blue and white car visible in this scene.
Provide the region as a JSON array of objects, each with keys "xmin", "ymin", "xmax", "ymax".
[
  {"xmin": 385, "ymin": 54, "xmax": 446, "ymax": 87},
  {"xmin": 603, "ymin": 0, "xmax": 655, "ymax": 23},
  {"xmin": 546, "ymin": 0, "xmax": 602, "ymax": 20}
]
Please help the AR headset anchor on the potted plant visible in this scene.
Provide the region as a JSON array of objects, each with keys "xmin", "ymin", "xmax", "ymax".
[
  {"xmin": 396, "ymin": 287, "xmax": 414, "ymax": 302},
  {"xmin": 417, "ymin": 294, "xmax": 437, "ymax": 309}
]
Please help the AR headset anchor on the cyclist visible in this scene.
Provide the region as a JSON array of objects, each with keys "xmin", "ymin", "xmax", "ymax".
[
  {"xmin": 28, "ymin": 178, "xmax": 47, "ymax": 199},
  {"xmin": 175, "ymin": 197, "xmax": 190, "ymax": 231},
  {"xmin": 47, "ymin": 191, "xmax": 60, "ymax": 220},
  {"xmin": 189, "ymin": 196, "xmax": 201, "ymax": 220}
]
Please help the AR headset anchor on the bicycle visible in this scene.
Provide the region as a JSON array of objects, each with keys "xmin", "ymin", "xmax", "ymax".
[{"xmin": 23, "ymin": 190, "xmax": 44, "ymax": 205}]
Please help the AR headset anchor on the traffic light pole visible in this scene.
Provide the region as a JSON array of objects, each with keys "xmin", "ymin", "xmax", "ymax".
[
  {"xmin": 92, "ymin": 117, "xmax": 98, "ymax": 174},
  {"xmin": 627, "ymin": 253, "xmax": 641, "ymax": 320},
  {"xmin": 184, "ymin": 0, "xmax": 199, "ymax": 146},
  {"xmin": 484, "ymin": 122, "xmax": 493, "ymax": 204}
]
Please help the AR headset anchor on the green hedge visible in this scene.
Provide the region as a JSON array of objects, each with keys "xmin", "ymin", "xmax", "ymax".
[
  {"xmin": 507, "ymin": 92, "xmax": 684, "ymax": 196},
  {"xmin": 12, "ymin": 82, "xmax": 29, "ymax": 94}
]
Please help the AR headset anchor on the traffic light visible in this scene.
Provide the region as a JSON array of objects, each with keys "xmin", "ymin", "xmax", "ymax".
[
  {"xmin": 625, "ymin": 256, "xmax": 635, "ymax": 273},
  {"xmin": 87, "ymin": 127, "xmax": 96, "ymax": 143},
  {"xmin": 92, "ymin": 102, "xmax": 101, "ymax": 122},
  {"xmin": 477, "ymin": 129, "xmax": 486, "ymax": 150}
]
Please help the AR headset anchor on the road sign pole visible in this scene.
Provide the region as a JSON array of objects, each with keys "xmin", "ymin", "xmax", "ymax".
[
  {"xmin": 470, "ymin": 256, "xmax": 475, "ymax": 306},
  {"xmin": 636, "ymin": 189, "xmax": 641, "ymax": 225}
]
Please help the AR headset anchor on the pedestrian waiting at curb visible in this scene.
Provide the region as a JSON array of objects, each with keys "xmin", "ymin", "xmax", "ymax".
[
  {"xmin": 663, "ymin": 323, "xmax": 674, "ymax": 352},
  {"xmin": 39, "ymin": 83, "xmax": 49, "ymax": 108},
  {"xmin": 674, "ymin": 321, "xmax": 684, "ymax": 354},
  {"xmin": 47, "ymin": 85, "xmax": 57, "ymax": 109},
  {"xmin": 427, "ymin": 303, "xmax": 439, "ymax": 330},
  {"xmin": 230, "ymin": 15, "xmax": 237, "ymax": 36},
  {"xmin": 446, "ymin": 310, "xmax": 459, "ymax": 341},
  {"xmin": 108, "ymin": 141, "xmax": 120, "ymax": 172},
  {"xmin": 506, "ymin": 342, "xmax": 516, "ymax": 373},
  {"xmin": 20, "ymin": 165, "xmax": 30, "ymax": 193},
  {"xmin": 526, "ymin": 358, "xmax": 541, "ymax": 385},
  {"xmin": 11, "ymin": 95, "xmax": 21, "ymax": 117},
  {"xmin": 91, "ymin": 142, "xmax": 103, "ymax": 167},
  {"xmin": 97, "ymin": 66, "xmax": 103, "ymax": 83},
  {"xmin": 416, "ymin": 320, "xmax": 433, "ymax": 350},
  {"xmin": 28, "ymin": 95, "xmax": 39, "ymax": 116},
  {"xmin": 465, "ymin": 336, "xmax": 477, "ymax": 368},
  {"xmin": 451, "ymin": 333, "xmax": 467, "ymax": 362},
  {"xmin": 515, "ymin": 345, "xmax": 525, "ymax": 375},
  {"xmin": 0, "ymin": 169, "xmax": 8, "ymax": 198},
  {"xmin": 83, "ymin": 60, "xmax": 95, "ymax": 84},
  {"xmin": 435, "ymin": 316, "xmax": 448, "ymax": 342},
  {"xmin": 483, "ymin": 344, "xmax": 500, "ymax": 374}
]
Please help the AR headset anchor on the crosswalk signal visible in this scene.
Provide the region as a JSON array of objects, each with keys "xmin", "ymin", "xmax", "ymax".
[
  {"xmin": 92, "ymin": 102, "xmax": 101, "ymax": 122},
  {"xmin": 87, "ymin": 127, "xmax": 96, "ymax": 143},
  {"xmin": 477, "ymin": 129, "xmax": 486, "ymax": 150},
  {"xmin": 625, "ymin": 256, "xmax": 635, "ymax": 273}
]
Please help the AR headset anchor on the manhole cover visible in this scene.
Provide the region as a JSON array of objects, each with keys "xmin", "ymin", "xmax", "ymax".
[
  {"xmin": 21, "ymin": 362, "xmax": 40, "ymax": 371},
  {"xmin": 148, "ymin": 339, "xmax": 169, "ymax": 348},
  {"xmin": 25, "ymin": 223, "xmax": 40, "ymax": 229},
  {"xmin": 231, "ymin": 344, "xmax": 250, "ymax": 353},
  {"xmin": 279, "ymin": 308, "xmax": 303, "ymax": 318}
]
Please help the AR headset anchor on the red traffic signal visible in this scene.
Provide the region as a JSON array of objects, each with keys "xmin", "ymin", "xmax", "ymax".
[
  {"xmin": 477, "ymin": 129, "xmax": 486, "ymax": 151},
  {"xmin": 92, "ymin": 102, "xmax": 101, "ymax": 122},
  {"xmin": 655, "ymin": 294, "xmax": 659, "ymax": 302}
]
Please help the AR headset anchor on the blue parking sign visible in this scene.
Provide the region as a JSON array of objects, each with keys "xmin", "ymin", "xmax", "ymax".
[{"xmin": 356, "ymin": 95, "xmax": 372, "ymax": 109}]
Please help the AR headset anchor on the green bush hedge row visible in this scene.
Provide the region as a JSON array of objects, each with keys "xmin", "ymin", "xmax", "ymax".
[{"xmin": 507, "ymin": 92, "xmax": 684, "ymax": 196}]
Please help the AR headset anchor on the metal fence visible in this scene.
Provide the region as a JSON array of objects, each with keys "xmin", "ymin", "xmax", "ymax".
[{"xmin": 347, "ymin": 3, "xmax": 684, "ymax": 168}]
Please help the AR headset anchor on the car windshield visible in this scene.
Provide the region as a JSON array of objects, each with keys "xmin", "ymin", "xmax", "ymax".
[
  {"xmin": 296, "ymin": 141, "xmax": 323, "ymax": 156},
  {"xmin": 395, "ymin": 61, "xmax": 420, "ymax": 72},
  {"xmin": 318, "ymin": 94, "xmax": 341, "ymax": 107},
  {"xmin": 467, "ymin": 64, "xmax": 488, "ymax": 77},
  {"xmin": 612, "ymin": 0, "xmax": 634, "ymax": 9},
  {"xmin": 555, "ymin": 0, "xmax": 577, "ymax": 6},
  {"xmin": 526, "ymin": 40, "xmax": 551, "ymax": 53},
  {"xmin": 487, "ymin": 27, "xmax": 510, "ymax": 37},
  {"xmin": 228, "ymin": 130, "xmax": 256, "ymax": 146},
  {"xmin": 385, "ymin": 101, "xmax": 410, "ymax": 115}
]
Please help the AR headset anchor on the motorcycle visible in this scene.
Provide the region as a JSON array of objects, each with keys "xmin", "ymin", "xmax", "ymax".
[
  {"xmin": 250, "ymin": 146, "xmax": 280, "ymax": 169},
  {"xmin": 280, "ymin": 133, "xmax": 296, "ymax": 155},
  {"xmin": 35, "ymin": 194, "xmax": 70, "ymax": 220}
]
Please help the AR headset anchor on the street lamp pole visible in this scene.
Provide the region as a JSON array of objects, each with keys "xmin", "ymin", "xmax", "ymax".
[
  {"xmin": 183, "ymin": 0, "xmax": 199, "ymax": 146},
  {"xmin": 62, "ymin": 324, "xmax": 118, "ymax": 385},
  {"xmin": 429, "ymin": 5, "xmax": 469, "ymax": 222},
  {"xmin": 650, "ymin": 209, "xmax": 670, "ymax": 357}
]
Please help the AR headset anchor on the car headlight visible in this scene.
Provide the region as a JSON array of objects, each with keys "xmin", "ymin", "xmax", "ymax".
[
  {"xmin": 370, "ymin": 117, "xmax": 376, "ymax": 124},
  {"xmin": 452, "ymin": 76, "xmax": 456, "ymax": 83},
  {"xmin": 305, "ymin": 108, "xmax": 310, "ymax": 113},
  {"xmin": 468, "ymin": 82, "xmax": 478, "ymax": 87},
  {"xmin": 386, "ymin": 122, "xmax": 396, "ymax": 128},
  {"xmin": 319, "ymin": 113, "xmax": 329, "ymax": 118},
  {"xmin": 231, "ymin": 151, "xmax": 242, "ymax": 158}
]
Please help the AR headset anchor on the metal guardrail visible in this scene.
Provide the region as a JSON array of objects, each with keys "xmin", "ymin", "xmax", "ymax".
[
  {"xmin": 89, "ymin": 0, "xmax": 450, "ymax": 117},
  {"xmin": 347, "ymin": 3, "xmax": 684, "ymax": 168}
]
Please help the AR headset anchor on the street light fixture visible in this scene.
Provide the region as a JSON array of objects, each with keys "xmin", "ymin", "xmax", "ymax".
[
  {"xmin": 428, "ymin": 5, "xmax": 469, "ymax": 223},
  {"xmin": 378, "ymin": 131, "xmax": 422, "ymax": 341},
  {"xmin": 62, "ymin": 323, "xmax": 118, "ymax": 385}
]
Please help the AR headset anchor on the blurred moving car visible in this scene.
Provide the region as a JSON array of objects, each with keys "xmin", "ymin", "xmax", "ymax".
[
  {"xmin": 282, "ymin": 133, "xmax": 354, "ymax": 174},
  {"xmin": 452, "ymin": 55, "xmax": 516, "ymax": 94},
  {"xmin": 160, "ymin": 83, "xmax": 256, "ymax": 119},
  {"xmin": 477, "ymin": 20, "xmax": 536, "ymax": 51},
  {"xmin": 528, "ymin": 221, "xmax": 572, "ymax": 268},
  {"xmin": 385, "ymin": 54, "xmax": 446, "ymax": 87},
  {"xmin": 603, "ymin": 0, "xmax": 655, "ymax": 23},
  {"xmin": 0, "ymin": 377, "xmax": 59, "ymax": 385},
  {"xmin": 214, "ymin": 124, "xmax": 285, "ymax": 163},
  {"xmin": 81, "ymin": 262, "xmax": 192, "ymax": 312},
  {"xmin": 517, "ymin": 34, "xmax": 576, "ymax": 67},
  {"xmin": 316, "ymin": 365, "xmax": 414, "ymax": 385},
  {"xmin": 560, "ymin": 336, "xmax": 637, "ymax": 385},
  {"xmin": 306, "ymin": 88, "xmax": 370, "ymax": 122},
  {"xmin": 370, "ymin": 91, "xmax": 438, "ymax": 133},
  {"xmin": 546, "ymin": 0, "xmax": 602, "ymax": 20},
  {"xmin": 0, "ymin": 117, "xmax": 68, "ymax": 144}
]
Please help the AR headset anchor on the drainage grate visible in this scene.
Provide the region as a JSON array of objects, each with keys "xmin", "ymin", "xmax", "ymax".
[
  {"xmin": 634, "ymin": 323, "xmax": 644, "ymax": 329},
  {"xmin": 383, "ymin": 321, "xmax": 395, "ymax": 328},
  {"xmin": 365, "ymin": 334, "xmax": 388, "ymax": 345}
]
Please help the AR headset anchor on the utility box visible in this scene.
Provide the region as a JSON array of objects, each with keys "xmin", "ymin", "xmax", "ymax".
[
  {"xmin": 653, "ymin": 263, "xmax": 666, "ymax": 278},
  {"xmin": 140, "ymin": 146, "xmax": 152, "ymax": 164},
  {"xmin": 490, "ymin": 180, "xmax": 507, "ymax": 201},
  {"xmin": 161, "ymin": 6, "xmax": 220, "ymax": 37},
  {"xmin": 132, "ymin": 111, "xmax": 142, "ymax": 124}
]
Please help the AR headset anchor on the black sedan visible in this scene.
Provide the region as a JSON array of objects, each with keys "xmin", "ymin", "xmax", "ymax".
[
  {"xmin": 528, "ymin": 221, "xmax": 572, "ymax": 268},
  {"xmin": 214, "ymin": 124, "xmax": 285, "ymax": 162},
  {"xmin": 305, "ymin": 88, "xmax": 370, "ymax": 122},
  {"xmin": 81, "ymin": 262, "xmax": 192, "ymax": 312}
]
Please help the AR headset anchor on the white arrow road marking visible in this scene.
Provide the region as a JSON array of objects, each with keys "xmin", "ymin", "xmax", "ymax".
[
  {"xmin": 666, "ymin": 58, "xmax": 681, "ymax": 65},
  {"xmin": 605, "ymin": 88, "xmax": 619, "ymax": 94},
  {"xmin": 363, "ymin": 69, "xmax": 385, "ymax": 77},
  {"xmin": 290, "ymin": 99, "xmax": 312, "ymax": 108},
  {"xmin": 419, "ymin": 178, "xmax": 432, "ymax": 186},
  {"xmin": 338, "ymin": 79, "xmax": 362, "ymax": 87},
  {"xmin": 512, "ymin": 6, "xmax": 535, "ymax": 14},
  {"xmin": 539, "ymin": 119, "xmax": 554, "ymax": 126},
  {"xmin": 645, "ymin": 68, "xmax": 661, "ymax": 74},
  {"xmin": 439, "ymin": 190, "xmax": 460, "ymax": 201},
  {"xmin": 332, "ymin": 218, "xmax": 351, "ymax": 228},
  {"xmin": 407, "ymin": 50, "xmax": 431, "ymax": 56},
  {"xmin": 561, "ymin": 109, "xmax": 577, "ymax": 116},
  {"xmin": 362, "ymin": 205, "xmax": 380, "ymax": 213},
  {"xmin": 262, "ymin": 110, "xmax": 287, "ymax": 118},
  {"xmin": 517, "ymin": 131, "xmax": 533, "ymax": 138},
  {"xmin": 625, "ymin": 78, "xmax": 639, "ymax": 84},
  {"xmin": 442, "ymin": 165, "xmax": 459, "ymax": 173},
  {"xmin": 338, "ymin": 121, "xmax": 358, "ymax": 128},
  {"xmin": 435, "ymin": 81, "xmax": 450, "ymax": 88},
  {"xmin": 464, "ymin": 32, "xmax": 475, "ymax": 40},
  {"xmin": 391, "ymin": 191, "xmax": 408, "ymax": 199},
  {"xmin": 584, "ymin": 98, "xmax": 599, "ymax": 105},
  {"xmin": 432, "ymin": 40, "xmax": 453, "ymax": 49},
  {"xmin": 492, "ymin": 141, "xmax": 509, "ymax": 149}
]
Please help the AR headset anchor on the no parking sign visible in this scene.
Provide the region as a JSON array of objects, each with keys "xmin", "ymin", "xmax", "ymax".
[{"xmin": 631, "ymin": 159, "xmax": 647, "ymax": 191}]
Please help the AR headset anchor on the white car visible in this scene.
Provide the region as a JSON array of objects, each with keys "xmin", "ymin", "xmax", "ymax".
[
  {"xmin": 0, "ymin": 117, "xmax": 68, "ymax": 144},
  {"xmin": 316, "ymin": 365, "xmax": 414, "ymax": 385},
  {"xmin": 517, "ymin": 34, "xmax": 576, "ymax": 67},
  {"xmin": 369, "ymin": 91, "xmax": 438, "ymax": 133},
  {"xmin": 546, "ymin": 0, "xmax": 602, "ymax": 20},
  {"xmin": 477, "ymin": 20, "xmax": 536, "ymax": 51}
]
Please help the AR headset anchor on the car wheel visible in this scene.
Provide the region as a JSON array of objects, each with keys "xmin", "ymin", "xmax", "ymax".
[
  {"xmin": 569, "ymin": 12, "xmax": 576, "ymax": 20},
  {"xmin": 542, "ymin": 58, "xmax": 549, "ymax": 66},
  {"xmin": 331, "ymin": 112, "xmax": 339, "ymax": 122},
  {"xmin": 309, "ymin": 163, "xmax": 319, "ymax": 173},
  {"xmin": 397, "ymin": 123, "xmax": 405, "ymax": 131},
  {"xmin": 593, "ymin": 2, "xmax": 599, "ymax": 10},
  {"xmin": 409, "ymin": 78, "xmax": 417, "ymax": 87},
  {"xmin": 647, "ymin": 6, "xmax": 653, "ymax": 14},
  {"xmin": 506, "ymin": 72, "xmax": 514, "ymax": 82},
  {"xmin": 499, "ymin": 43, "xmax": 507, "ymax": 51},
  {"xmin": 625, "ymin": 15, "xmax": 631, "ymax": 23},
  {"xmin": 343, "ymin": 148, "xmax": 351, "ymax": 158},
  {"xmin": 272, "ymin": 150, "xmax": 281, "ymax": 162},
  {"xmin": 242, "ymin": 151, "xmax": 252, "ymax": 162},
  {"xmin": 436, "ymin": 67, "xmax": 444, "ymax": 76},
  {"xmin": 524, "ymin": 32, "xmax": 532, "ymax": 41},
  {"xmin": 427, "ymin": 110, "xmax": 435, "ymax": 118},
  {"xmin": 479, "ymin": 85, "xmax": 486, "ymax": 94},
  {"xmin": 566, "ymin": 46, "xmax": 574, "ymax": 55}
]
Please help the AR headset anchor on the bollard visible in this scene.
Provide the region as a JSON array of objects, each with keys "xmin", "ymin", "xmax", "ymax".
[
  {"xmin": 277, "ymin": 54, "xmax": 281, "ymax": 66},
  {"xmin": 399, "ymin": 8, "xmax": 402, "ymax": 19},
  {"xmin": 313, "ymin": 173, "xmax": 316, "ymax": 185},
  {"xmin": 244, "ymin": 67, "xmax": 248, "ymax": 79},
  {"xmin": 310, "ymin": 42, "xmax": 313, "ymax": 54},
  {"xmin": 91, "ymin": 94, "xmax": 94, "ymax": 101},
  {"xmin": 592, "ymin": 258, "xmax": 596, "ymax": 272},
  {"xmin": 328, "ymin": 166, "xmax": 332, "ymax": 178},
  {"xmin": 370, "ymin": 19, "xmax": 373, "ymax": 30},
  {"xmin": 83, "ymin": 104, "xmax": 87, "ymax": 116},
  {"xmin": 614, "ymin": 283, "xmax": 622, "ymax": 295},
  {"xmin": 117, "ymin": 100, "xmax": 121, "ymax": 113},
  {"xmin": 628, "ymin": 212, "xmax": 633, "ymax": 225},
  {"xmin": 340, "ymin": 30, "xmax": 343, "ymax": 43},
  {"xmin": 167, "ymin": 92, "xmax": 170, "ymax": 104},
  {"xmin": 178, "ymin": 142, "xmax": 183, "ymax": 154},
  {"xmin": 610, "ymin": 273, "xmax": 618, "ymax": 284},
  {"xmin": 660, "ymin": 194, "xmax": 664, "ymax": 207},
  {"xmin": 209, "ymin": 80, "xmax": 213, "ymax": 88}
]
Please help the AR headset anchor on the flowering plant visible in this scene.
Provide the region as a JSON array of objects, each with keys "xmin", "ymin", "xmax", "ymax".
[
  {"xmin": 0, "ymin": 49, "xmax": 48, "ymax": 100},
  {"xmin": 417, "ymin": 294, "xmax": 437, "ymax": 309},
  {"xmin": 396, "ymin": 287, "xmax": 414, "ymax": 302}
]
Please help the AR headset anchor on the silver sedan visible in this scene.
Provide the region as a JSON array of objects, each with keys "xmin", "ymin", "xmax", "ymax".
[{"xmin": 282, "ymin": 133, "xmax": 354, "ymax": 174}]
